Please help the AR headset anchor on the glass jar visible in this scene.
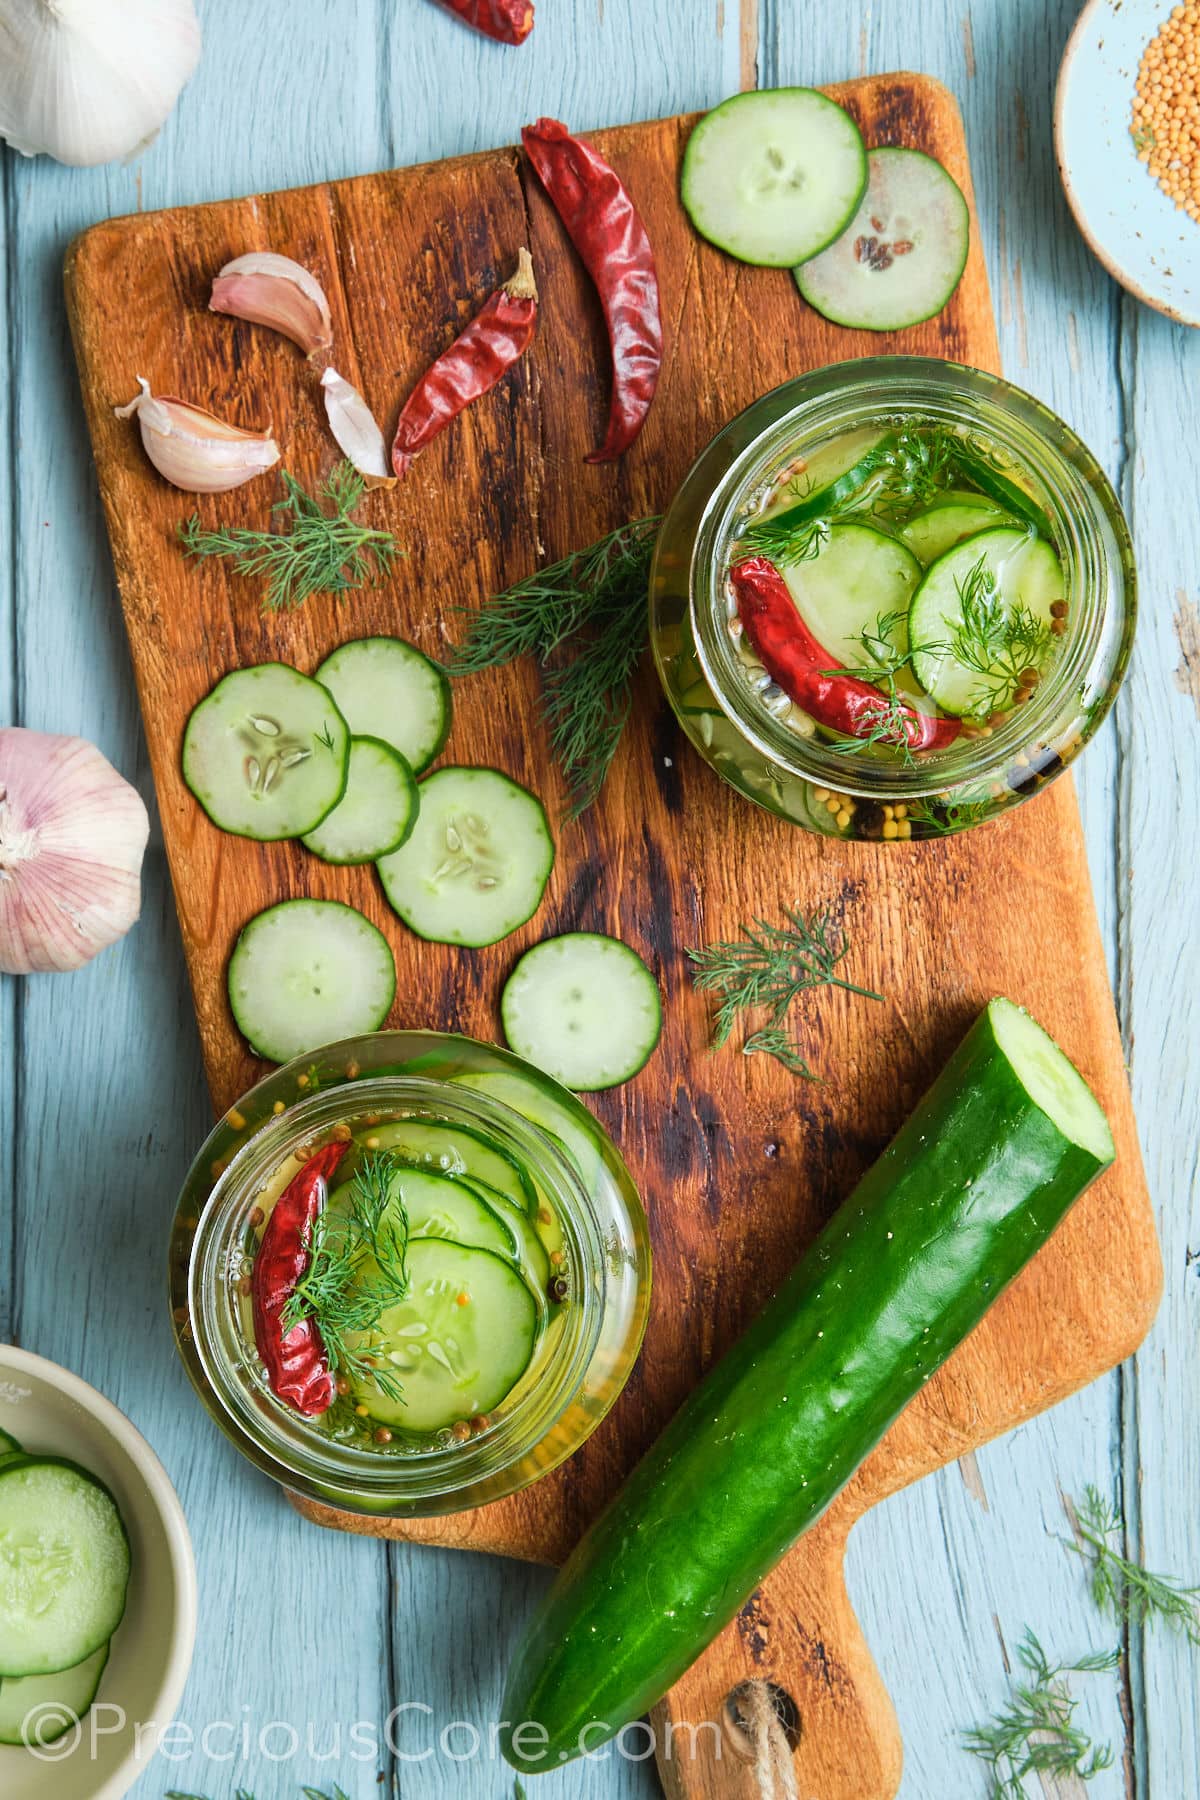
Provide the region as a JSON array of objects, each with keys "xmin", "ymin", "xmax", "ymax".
[
  {"xmin": 169, "ymin": 1031, "xmax": 651, "ymax": 1519},
  {"xmin": 650, "ymin": 357, "xmax": 1135, "ymax": 839}
]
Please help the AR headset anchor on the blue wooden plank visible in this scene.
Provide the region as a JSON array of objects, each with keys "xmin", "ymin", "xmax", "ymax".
[{"xmin": 1115, "ymin": 296, "xmax": 1200, "ymax": 1800}]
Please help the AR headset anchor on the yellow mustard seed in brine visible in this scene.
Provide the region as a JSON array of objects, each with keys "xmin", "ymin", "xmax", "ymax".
[
  {"xmin": 272, "ymin": 1100, "xmax": 286, "ymax": 1116},
  {"xmin": 227, "ymin": 1107, "xmax": 246, "ymax": 1131},
  {"xmin": 1133, "ymin": 3, "xmax": 1200, "ymax": 217}
]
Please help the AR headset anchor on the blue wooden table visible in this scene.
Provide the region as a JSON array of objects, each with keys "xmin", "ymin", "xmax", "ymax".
[{"xmin": 2, "ymin": 2, "xmax": 1196, "ymax": 1795}]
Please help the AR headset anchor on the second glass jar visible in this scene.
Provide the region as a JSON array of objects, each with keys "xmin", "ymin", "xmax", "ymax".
[{"xmin": 650, "ymin": 357, "xmax": 1135, "ymax": 840}]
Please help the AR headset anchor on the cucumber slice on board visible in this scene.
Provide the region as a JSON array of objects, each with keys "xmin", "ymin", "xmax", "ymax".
[
  {"xmin": 332, "ymin": 1167, "xmax": 519, "ymax": 1261},
  {"xmin": 900, "ymin": 492, "xmax": 1010, "ymax": 565},
  {"xmin": 347, "ymin": 1239, "xmax": 539, "ymax": 1432},
  {"xmin": 909, "ymin": 527, "xmax": 1064, "ymax": 718},
  {"xmin": 459, "ymin": 1176, "xmax": 552, "ymax": 1292},
  {"xmin": 794, "ymin": 147, "xmax": 969, "ymax": 331},
  {"xmin": 315, "ymin": 637, "xmax": 451, "ymax": 775},
  {"xmin": 300, "ymin": 735, "xmax": 418, "ymax": 864},
  {"xmin": 227, "ymin": 899, "xmax": 396, "ymax": 1064},
  {"xmin": 779, "ymin": 523, "xmax": 924, "ymax": 679},
  {"xmin": 681, "ymin": 88, "xmax": 868, "ymax": 267},
  {"xmin": 377, "ymin": 767, "xmax": 554, "ymax": 948},
  {"xmin": 0, "ymin": 1641, "xmax": 110, "ymax": 1745},
  {"xmin": 0, "ymin": 1457, "xmax": 130, "ymax": 1679},
  {"xmin": 183, "ymin": 663, "xmax": 349, "ymax": 840},
  {"xmin": 501, "ymin": 934, "xmax": 662, "ymax": 1092}
]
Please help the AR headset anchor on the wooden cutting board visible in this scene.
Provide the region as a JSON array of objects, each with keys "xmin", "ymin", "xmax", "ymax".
[{"xmin": 65, "ymin": 74, "xmax": 1160, "ymax": 1800}]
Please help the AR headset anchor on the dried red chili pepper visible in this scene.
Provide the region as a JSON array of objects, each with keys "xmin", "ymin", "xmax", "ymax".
[
  {"xmin": 730, "ymin": 556, "xmax": 960, "ymax": 753},
  {"xmin": 520, "ymin": 117, "xmax": 662, "ymax": 463},
  {"xmin": 391, "ymin": 248, "xmax": 539, "ymax": 479},
  {"xmin": 251, "ymin": 1140, "xmax": 349, "ymax": 1416},
  {"xmin": 434, "ymin": 0, "xmax": 534, "ymax": 44}
]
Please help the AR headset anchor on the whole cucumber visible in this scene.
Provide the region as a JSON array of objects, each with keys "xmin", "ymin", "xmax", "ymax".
[{"xmin": 500, "ymin": 998, "xmax": 1115, "ymax": 1770}]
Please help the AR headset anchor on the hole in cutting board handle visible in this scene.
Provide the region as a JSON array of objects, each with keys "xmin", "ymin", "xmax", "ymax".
[{"xmin": 723, "ymin": 1680, "xmax": 802, "ymax": 1760}]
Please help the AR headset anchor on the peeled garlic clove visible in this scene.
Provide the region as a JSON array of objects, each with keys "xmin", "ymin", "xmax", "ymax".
[
  {"xmin": 115, "ymin": 376, "xmax": 280, "ymax": 493},
  {"xmin": 320, "ymin": 367, "xmax": 396, "ymax": 488},
  {"xmin": 210, "ymin": 252, "xmax": 333, "ymax": 357},
  {"xmin": 0, "ymin": 727, "xmax": 150, "ymax": 975}
]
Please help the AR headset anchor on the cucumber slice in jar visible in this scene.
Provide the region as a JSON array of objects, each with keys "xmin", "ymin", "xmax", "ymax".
[
  {"xmin": 909, "ymin": 527, "xmax": 1065, "ymax": 719},
  {"xmin": 0, "ymin": 1641, "xmax": 110, "ymax": 1745},
  {"xmin": 900, "ymin": 492, "xmax": 1010, "ymax": 565},
  {"xmin": 377, "ymin": 767, "xmax": 554, "ymax": 948},
  {"xmin": 347, "ymin": 1240, "xmax": 540, "ymax": 1433},
  {"xmin": 794, "ymin": 147, "xmax": 969, "ymax": 331},
  {"xmin": 0, "ymin": 1457, "xmax": 130, "ymax": 1679},
  {"xmin": 778, "ymin": 523, "xmax": 924, "ymax": 680},
  {"xmin": 458, "ymin": 1177, "xmax": 553, "ymax": 1292},
  {"xmin": 182, "ymin": 663, "xmax": 349, "ymax": 840},
  {"xmin": 360, "ymin": 1119, "xmax": 538, "ymax": 1216},
  {"xmin": 332, "ymin": 1166, "xmax": 520, "ymax": 1261},
  {"xmin": 501, "ymin": 933, "xmax": 663, "ymax": 1092},
  {"xmin": 451, "ymin": 1067, "xmax": 606, "ymax": 1197},
  {"xmin": 315, "ymin": 637, "xmax": 451, "ymax": 775},
  {"xmin": 227, "ymin": 899, "xmax": 396, "ymax": 1064},
  {"xmin": 300, "ymin": 735, "xmax": 418, "ymax": 864},
  {"xmin": 0, "ymin": 1428, "xmax": 21, "ymax": 1455},
  {"xmin": 681, "ymin": 88, "xmax": 868, "ymax": 267}
]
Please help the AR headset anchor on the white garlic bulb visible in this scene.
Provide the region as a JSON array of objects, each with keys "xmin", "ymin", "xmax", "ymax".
[
  {"xmin": 0, "ymin": 727, "xmax": 150, "ymax": 974},
  {"xmin": 0, "ymin": 0, "xmax": 202, "ymax": 167}
]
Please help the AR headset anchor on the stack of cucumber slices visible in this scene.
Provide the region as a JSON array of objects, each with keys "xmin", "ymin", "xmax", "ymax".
[
  {"xmin": 0, "ymin": 1435, "xmax": 129, "ymax": 1747},
  {"xmin": 681, "ymin": 88, "xmax": 970, "ymax": 332},
  {"xmin": 186, "ymin": 638, "xmax": 663, "ymax": 1092},
  {"xmin": 185, "ymin": 637, "xmax": 564, "ymax": 1066}
]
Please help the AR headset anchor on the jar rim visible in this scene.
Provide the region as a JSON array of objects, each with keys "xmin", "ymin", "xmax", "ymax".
[
  {"xmin": 686, "ymin": 356, "xmax": 1134, "ymax": 800},
  {"xmin": 187, "ymin": 1072, "xmax": 606, "ymax": 1507}
]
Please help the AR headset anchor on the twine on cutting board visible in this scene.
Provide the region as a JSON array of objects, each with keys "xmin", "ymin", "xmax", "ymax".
[{"xmin": 743, "ymin": 1679, "xmax": 799, "ymax": 1800}]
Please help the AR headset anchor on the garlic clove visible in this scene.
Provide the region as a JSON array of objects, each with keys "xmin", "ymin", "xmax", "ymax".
[
  {"xmin": 115, "ymin": 376, "xmax": 280, "ymax": 493},
  {"xmin": 320, "ymin": 367, "xmax": 396, "ymax": 488},
  {"xmin": 0, "ymin": 727, "xmax": 150, "ymax": 975},
  {"xmin": 210, "ymin": 252, "xmax": 334, "ymax": 358},
  {"xmin": 0, "ymin": 0, "xmax": 201, "ymax": 167}
]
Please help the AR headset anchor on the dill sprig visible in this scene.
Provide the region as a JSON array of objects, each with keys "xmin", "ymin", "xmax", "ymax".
[
  {"xmin": 743, "ymin": 427, "xmax": 965, "ymax": 565},
  {"xmin": 686, "ymin": 902, "xmax": 882, "ymax": 1079},
  {"xmin": 168, "ymin": 1789, "xmax": 351, "ymax": 1800},
  {"xmin": 963, "ymin": 1628, "xmax": 1119, "ymax": 1799},
  {"xmin": 1068, "ymin": 1486, "xmax": 1200, "ymax": 1643},
  {"xmin": 945, "ymin": 553, "xmax": 1053, "ymax": 719},
  {"xmin": 281, "ymin": 1150, "xmax": 410, "ymax": 1403},
  {"xmin": 450, "ymin": 515, "xmax": 661, "ymax": 816},
  {"xmin": 179, "ymin": 461, "xmax": 398, "ymax": 612}
]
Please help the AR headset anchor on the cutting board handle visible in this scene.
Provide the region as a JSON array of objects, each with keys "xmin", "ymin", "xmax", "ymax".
[{"xmin": 651, "ymin": 1513, "xmax": 903, "ymax": 1800}]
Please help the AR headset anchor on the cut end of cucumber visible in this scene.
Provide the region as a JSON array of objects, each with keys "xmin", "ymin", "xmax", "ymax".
[
  {"xmin": 987, "ymin": 998, "xmax": 1115, "ymax": 1166},
  {"xmin": 228, "ymin": 899, "xmax": 396, "ymax": 1064},
  {"xmin": 682, "ymin": 88, "xmax": 868, "ymax": 267},
  {"xmin": 794, "ymin": 146, "xmax": 969, "ymax": 332}
]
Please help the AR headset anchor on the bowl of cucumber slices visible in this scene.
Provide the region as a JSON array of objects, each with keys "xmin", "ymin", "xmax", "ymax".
[{"xmin": 0, "ymin": 1346, "xmax": 197, "ymax": 1799}]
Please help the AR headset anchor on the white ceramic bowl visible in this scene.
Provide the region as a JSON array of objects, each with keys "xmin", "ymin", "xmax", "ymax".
[
  {"xmin": 1056, "ymin": 0, "xmax": 1200, "ymax": 325},
  {"xmin": 0, "ymin": 1346, "xmax": 197, "ymax": 1800}
]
